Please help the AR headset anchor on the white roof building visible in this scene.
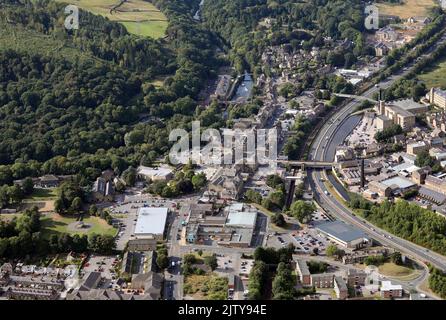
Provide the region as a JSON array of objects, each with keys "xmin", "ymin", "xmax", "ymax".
[
  {"xmin": 381, "ymin": 176, "xmax": 416, "ymax": 191},
  {"xmin": 224, "ymin": 203, "xmax": 258, "ymax": 229},
  {"xmin": 137, "ymin": 166, "xmax": 173, "ymax": 181},
  {"xmin": 381, "ymin": 281, "xmax": 403, "ymax": 291},
  {"xmin": 134, "ymin": 207, "xmax": 168, "ymax": 239}
]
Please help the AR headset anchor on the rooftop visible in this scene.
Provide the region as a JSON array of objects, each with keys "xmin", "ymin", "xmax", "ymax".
[
  {"xmin": 381, "ymin": 281, "xmax": 402, "ymax": 291},
  {"xmin": 137, "ymin": 166, "xmax": 173, "ymax": 178},
  {"xmin": 419, "ymin": 186, "xmax": 446, "ymax": 205},
  {"xmin": 433, "ymin": 87, "xmax": 446, "ymax": 99},
  {"xmin": 296, "ymin": 260, "xmax": 310, "ymax": 276},
  {"xmin": 226, "ymin": 211, "xmax": 257, "ymax": 229},
  {"xmin": 316, "ymin": 221, "xmax": 368, "ymax": 243},
  {"xmin": 334, "ymin": 276, "xmax": 348, "ymax": 291},
  {"xmin": 387, "ymin": 105, "xmax": 414, "ymax": 118},
  {"xmin": 391, "ymin": 162, "xmax": 420, "ymax": 174},
  {"xmin": 134, "ymin": 207, "xmax": 168, "ymax": 236},
  {"xmin": 389, "ymin": 99, "xmax": 427, "ymax": 112},
  {"xmin": 381, "ymin": 176, "xmax": 416, "ymax": 190}
]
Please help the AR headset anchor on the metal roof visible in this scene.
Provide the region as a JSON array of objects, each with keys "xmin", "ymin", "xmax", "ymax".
[
  {"xmin": 225, "ymin": 211, "xmax": 257, "ymax": 228},
  {"xmin": 381, "ymin": 176, "xmax": 415, "ymax": 189},
  {"xmin": 316, "ymin": 221, "xmax": 367, "ymax": 243}
]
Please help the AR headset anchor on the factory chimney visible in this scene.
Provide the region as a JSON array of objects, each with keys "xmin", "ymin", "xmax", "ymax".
[{"xmin": 360, "ymin": 158, "xmax": 365, "ymax": 188}]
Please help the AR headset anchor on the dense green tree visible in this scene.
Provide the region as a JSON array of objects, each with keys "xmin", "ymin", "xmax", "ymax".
[
  {"xmin": 288, "ymin": 200, "xmax": 316, "ymax": 223},
  {"xmin": 245, "ymin": 189, "xmax": 262, "ymax": 204},
  {"xmin": 204, "ymin": 254, "xmax": 218, "ymax": 271}
]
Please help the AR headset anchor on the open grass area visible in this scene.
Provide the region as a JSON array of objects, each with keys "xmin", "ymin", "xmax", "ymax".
[
  {"xmin": 378, "ymin": 262, "xmax": 416, "ymax": 277},
  {"xmin": 56, "ymin": 0, "xmax": 168, "ymax": 38},
  {"xmin": 41, "ymin": 213, "xmax": 117, "ymax": 238},
  {"xmin": 27, "ymin": 188, "xmax": 58, "ymax": 201},
  {"xmin": 377, "ymin": 0, "xmax": 436, "ymax": 19},
  {"xmin": 419, "ymin": 56, "xmax": 446, "ymax": 89},
  {"xmin": 184, "ymin": 274, "xmax": 228, "ymax": 300}
]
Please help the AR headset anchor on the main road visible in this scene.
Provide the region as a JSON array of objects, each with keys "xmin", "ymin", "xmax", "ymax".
[{"xmin": 306, "ymin": 36, "xmax": 446, "ymax": 272}]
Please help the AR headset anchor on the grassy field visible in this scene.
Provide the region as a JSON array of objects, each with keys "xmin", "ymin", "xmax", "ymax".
[
  {"xmin": 378, "ymin": 262, "xmax": 415, "ymax": 277},
  {"xmin": 377, "ymin": 0, "xmax": 436, "ymax": 19},
  {"xmin": 0, "ymin": 22, "xmax": 104, "ymax": 65},
  {"xmin": 27, "ymin": 188, "xmax": 59, "ymax": 201},
  {"xmin": 56, "ymin": 0, "xmax": 168, "ymax": 38},
  {"xmin": 419, "ymin": 56, "xmax": 446, "ymax": 89},
  {"xmin": 184, "ymin": 274, "xmax": 228, "ymax": 300},
  {"xmin": 41, "ymin": 213, "xmax": 117, "ymax": 238}
]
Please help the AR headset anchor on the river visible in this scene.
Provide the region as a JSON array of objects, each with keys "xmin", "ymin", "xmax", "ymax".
[{"xmin": 193, "ymin": 0, "xmax": 205, "ymax": 21}]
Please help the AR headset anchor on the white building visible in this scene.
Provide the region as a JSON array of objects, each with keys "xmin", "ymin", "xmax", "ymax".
[
  {"xmin": 134, "ymin": 207, "xmax": 168, "ymax": 240},
  {"xmin": 380, "ymin": 281, "xmax": 403, "ymax": 299},
  {"xmin": 136, "ymin": 166, "xmax": 173, "ymax": 181}
]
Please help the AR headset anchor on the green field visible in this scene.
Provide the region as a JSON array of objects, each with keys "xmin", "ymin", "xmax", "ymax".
[
  {"xmin": 56, "ymin": 0, "xmax": 168, "ymax": 39},
  {"xmin": 41, "ymin": 213, "xmax": 118, "ymax": 238},
  {"xmin": 419, "ymin": 56, "xmax": 446, "ymax": 89},
  {"xmin": 27, "ymin": 188, "xmax": 59, "ymax": 201}
]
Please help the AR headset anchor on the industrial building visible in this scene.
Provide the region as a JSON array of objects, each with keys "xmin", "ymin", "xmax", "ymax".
[
  {"xmin": 380, "ymin": 176, "xmax": 417, "ymax": 195},
  {"xmin": 134, "ymin": 207, "xmax": 168, "ymax": 240},
  {"xmin": 375, "ymin": 99, "xmax": 427, "ymax": 131},
  {"xmin": 316, "ymin": 221, "xmax": 371, "ymax": 249},
  {"xmin": 225, "ymin": 203, "xmax": 258, "ymax": 229},
  {"xmin": 184, "ymin": 202, "xmax": 258, "ymax": 248}
]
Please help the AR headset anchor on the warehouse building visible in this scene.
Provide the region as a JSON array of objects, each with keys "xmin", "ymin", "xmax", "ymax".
[
  {"xmin": 316, "ymin": 221, "xmax": 371, "ymax": 249},
  {"xmin": 134, "ymin": 207, "xmax": 168, "ymax": 240},
  {"xmin": 380, "ymin": 176, "xmax": 417, "ymax": 195}
]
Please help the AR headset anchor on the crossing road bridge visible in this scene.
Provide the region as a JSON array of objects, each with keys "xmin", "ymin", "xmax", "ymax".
[{"xmin": 277, "ymin": 160, "xmax": 335, "ymax": 169}]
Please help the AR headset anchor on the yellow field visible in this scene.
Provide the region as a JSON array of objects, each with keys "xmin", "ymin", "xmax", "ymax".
[
  {"xmin": 378, "ymin": 262, "xmax": 416, "ymax": 277},
  {"xmin": 377, "ymin": 0, "xmax": 436, "ymax": 19},
  {"xmin": 56, "ymin": 0, "xmax": 168, "ymax": 38}
]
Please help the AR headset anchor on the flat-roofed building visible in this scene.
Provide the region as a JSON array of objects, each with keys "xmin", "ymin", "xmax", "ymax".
[
  {"xmin": 380, "ymin": 176, "xmax": 417, "ymax": 194},
  {"xmin": 225, "ymin": 206, "xmax": 257, "ymax": 229},
  {"xmin": 136, "ymin": 166, "xmax": 173, "ymax": 182},
  {"xmin": 380, "ymin": 281, "xmax": 403, "ymax": 299},
  {"xmin": 375, "ymin": 101, "xmax": 417, "ymax": 131},
  {"xmin": 134, "ymin": 207, "xmax": 168, "ymax": 240},
  {"xmin": 316, "ymin": 221, "xmax": 371, "ymax": 249},
  {"xmin": 390, "ymin": 99, "xmax": 428, "ymax": 115}
]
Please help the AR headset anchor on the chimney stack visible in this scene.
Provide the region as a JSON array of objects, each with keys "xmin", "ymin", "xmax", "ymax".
[{"xmin": 360, "ymin": 158, "xmax": 365, "ymax": 188}]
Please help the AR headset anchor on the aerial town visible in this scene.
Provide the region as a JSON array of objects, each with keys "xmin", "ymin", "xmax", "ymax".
[{"xmin": 2, "ymin": 0, "xmax": 446, "ymax": 307}]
